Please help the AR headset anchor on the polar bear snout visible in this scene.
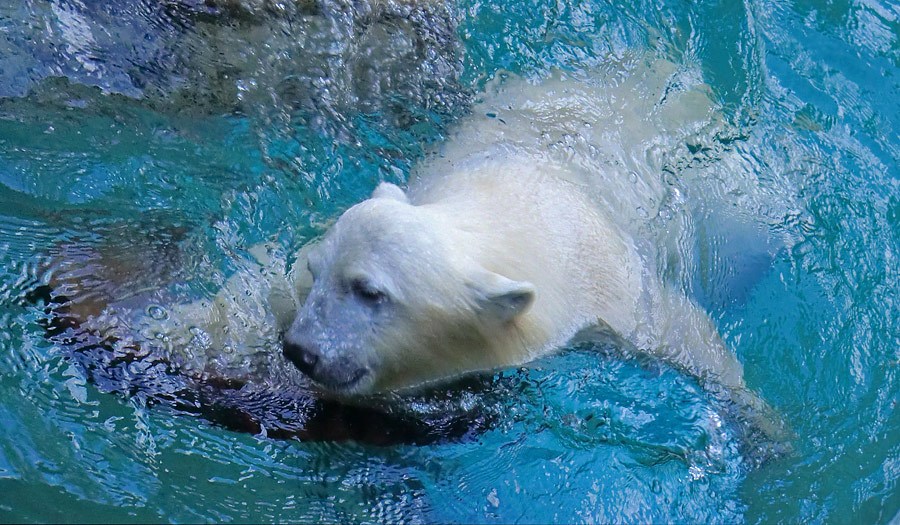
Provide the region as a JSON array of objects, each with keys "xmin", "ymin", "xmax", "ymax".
[
  {"xmin": 282, "ymin": 337, "xmax": 319, "ymax": 377},
  {"xmin": 282, "ymin": 330, "xmax": 373, "ymax": 393}
]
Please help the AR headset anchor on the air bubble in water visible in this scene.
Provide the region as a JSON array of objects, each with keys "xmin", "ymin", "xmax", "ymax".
[{"xmin": 147, "ymin": 305, "xmax": 168, "ymax": 320}]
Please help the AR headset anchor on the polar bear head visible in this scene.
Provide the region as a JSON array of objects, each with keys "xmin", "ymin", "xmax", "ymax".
[{"xmin": 282, "ymin": 183, "xmax": 535, "ymax": 396}]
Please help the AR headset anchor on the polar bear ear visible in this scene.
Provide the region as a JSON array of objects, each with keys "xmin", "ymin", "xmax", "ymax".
[
  {"xmin": 371, "ymin": 182, "xmax": 409, "ymax": 203},
  {"xmin": 469, "ymin": 272, "xmax": 536, "ymax": 324}
]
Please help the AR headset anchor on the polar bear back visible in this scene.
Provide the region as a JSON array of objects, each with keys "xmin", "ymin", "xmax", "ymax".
[
  {"xmin": 406, "ymin": 55, "xmax": 750, "ymax": 390},
  {"xmin": 413, "ymin": 55, "xmax": 719, "ymax": 239}
]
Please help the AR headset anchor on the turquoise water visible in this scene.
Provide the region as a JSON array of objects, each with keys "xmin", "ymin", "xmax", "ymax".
[{"xmin": 1, "ymin": 0, "xmax": 900, "ymax": 522}]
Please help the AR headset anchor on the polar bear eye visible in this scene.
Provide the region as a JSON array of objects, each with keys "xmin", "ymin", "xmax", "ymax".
[{"xmin": 350, "ymin": 278, "xmax": 387, "ymax": 304}]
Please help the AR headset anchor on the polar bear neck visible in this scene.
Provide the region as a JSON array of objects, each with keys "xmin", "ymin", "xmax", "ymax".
[{"xmin": 410, "ymin": 159, "xmax": 645, "ymax": 365}]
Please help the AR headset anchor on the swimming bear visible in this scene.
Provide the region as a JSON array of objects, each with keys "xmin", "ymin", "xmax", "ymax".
[{"xmin": 41, "ymin": 54, "xmax": 789, "ymax": 451}]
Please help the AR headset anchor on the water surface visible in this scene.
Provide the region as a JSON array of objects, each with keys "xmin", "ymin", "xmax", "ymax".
[{"xmin": 1, "ymin": 0, "xmax": 900, "ymax": 522}]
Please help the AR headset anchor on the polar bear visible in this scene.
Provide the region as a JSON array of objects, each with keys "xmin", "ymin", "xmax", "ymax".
[
  {"xmin": 281, "ymin": 52, "xmax": 780, "ymax": 439},
  {"xmin": 46, "ymin": 53, "xmax": 785, "ymax": 445}
]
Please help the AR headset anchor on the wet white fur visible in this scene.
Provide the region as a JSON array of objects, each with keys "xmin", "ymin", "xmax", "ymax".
[
  {"xmin": 123, "ymin": 54, "xmax": 755, "ymax": 396},
  {"xmin": 283, "ymin": 54, "xmax": 752, "ymax": 393}
]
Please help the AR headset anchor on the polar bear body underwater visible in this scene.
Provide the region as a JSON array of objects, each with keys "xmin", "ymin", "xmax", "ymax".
[
  {"xmin": 63, "ymin": 55, "xmax": 783, "ymax": 443},
  {"xmin": 282, "ymin": 56, "xmax": 760, "ymax": 405}
]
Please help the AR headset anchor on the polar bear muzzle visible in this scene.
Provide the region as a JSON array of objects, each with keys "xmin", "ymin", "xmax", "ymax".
[{"xmin": 282, "ymin": 336, "xmax": 372, "ymax": 392}]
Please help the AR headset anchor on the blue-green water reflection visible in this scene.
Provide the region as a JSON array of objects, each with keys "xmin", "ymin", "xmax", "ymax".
[{"xmin": 1, "ymin": 0, "xmax": 899, "ymax": 522}]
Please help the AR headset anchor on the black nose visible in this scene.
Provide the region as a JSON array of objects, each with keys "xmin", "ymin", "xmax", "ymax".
[{"xmin": 282, "ymin": 338, "xmax": 319, "ymax": 377}]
